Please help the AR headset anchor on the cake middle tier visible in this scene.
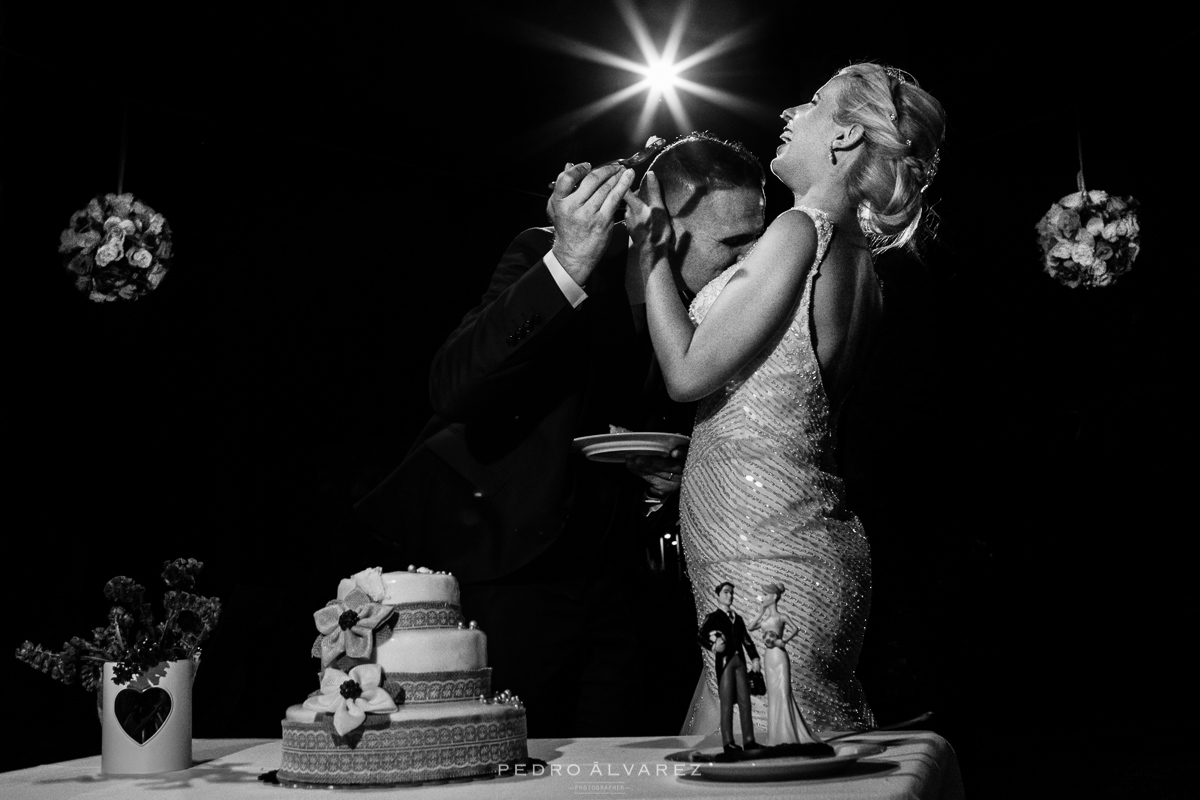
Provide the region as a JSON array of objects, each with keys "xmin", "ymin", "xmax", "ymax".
[{"xmin": 375, "ymin": 627, "xmax": 487, "ymax": 673}]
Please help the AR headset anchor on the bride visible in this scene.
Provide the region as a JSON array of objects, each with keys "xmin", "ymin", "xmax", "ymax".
[
  {"xmin": 626, "ymin": 62, "xmax": 946, "ymax": 735},
  {"xmin": 749, "ymin": 583, "xmax": 824, "ymax": 746}
]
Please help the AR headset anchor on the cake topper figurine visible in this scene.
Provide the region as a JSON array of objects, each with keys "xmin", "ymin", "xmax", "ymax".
[
  {"xmin": 748, "ymin": 582, "xmax": 829, "ymax": 749},
  {"xmin": 697, "ymin": 581, "xmax": 763, "ymax": 755}
]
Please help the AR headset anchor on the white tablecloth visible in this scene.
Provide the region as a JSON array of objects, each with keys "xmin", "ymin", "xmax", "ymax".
[{"xmin": 1, "ymin": 731, "xmax": 964, "ymax": 800}]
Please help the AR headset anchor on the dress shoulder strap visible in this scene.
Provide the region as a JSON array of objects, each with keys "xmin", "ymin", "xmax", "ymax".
[{"xmin": 787, "ymin": 205, "xmax": 835, "ymax": 268}]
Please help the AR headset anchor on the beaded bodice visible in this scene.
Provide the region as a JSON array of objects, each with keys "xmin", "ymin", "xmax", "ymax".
[{"xmin": 687, "ymin": 205, "xmax": 837, "ymax": 476}]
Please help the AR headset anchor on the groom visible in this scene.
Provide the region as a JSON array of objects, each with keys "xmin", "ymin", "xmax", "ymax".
[
  {"xmin": 698, "ymin": 581, "xmax": 763, "ymax": 753},
  {"xmin": 355, "ymin": 133, "xmax": 766, "ymax": 736}
]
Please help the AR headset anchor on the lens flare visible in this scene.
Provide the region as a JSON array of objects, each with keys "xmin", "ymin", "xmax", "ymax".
[{"xmin": 518, "ymin": 0, "xmax": 772, "ymax": 148}]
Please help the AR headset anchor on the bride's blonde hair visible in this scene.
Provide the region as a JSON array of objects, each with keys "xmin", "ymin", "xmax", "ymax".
[{"xmin": 832, "ymin": 62, "xmax": 946, "ymax": 254}]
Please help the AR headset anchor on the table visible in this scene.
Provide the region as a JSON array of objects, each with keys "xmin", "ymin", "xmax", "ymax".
[{"xmin": 1, "ymin": 731, "xmax": 964, "ymax": 799}]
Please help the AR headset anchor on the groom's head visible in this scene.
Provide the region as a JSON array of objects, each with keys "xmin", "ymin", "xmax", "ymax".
[{"xmin": 646, "ymin": 132, "xmax": 766, "ymax": 294}]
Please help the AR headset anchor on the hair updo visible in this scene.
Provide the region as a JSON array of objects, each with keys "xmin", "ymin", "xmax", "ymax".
[{"xmin": 832, "ymin": 63, "xmax": 946, "ymax": 253}]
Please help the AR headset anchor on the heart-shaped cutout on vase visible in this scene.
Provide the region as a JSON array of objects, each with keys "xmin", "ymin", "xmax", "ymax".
[{"xmin": 114, "ymin": 687, "xmax": 173, "ymax": 745}]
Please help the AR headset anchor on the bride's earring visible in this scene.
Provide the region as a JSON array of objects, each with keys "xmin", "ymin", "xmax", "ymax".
[{"xmin": 828, "ymin": 144, "xmax": 837, "ymax": 165}]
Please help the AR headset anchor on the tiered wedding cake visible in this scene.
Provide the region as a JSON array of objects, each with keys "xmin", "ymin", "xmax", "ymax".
[{"xmin": 278, "ymin": 566, "xmax": 527, "ymax": 785}]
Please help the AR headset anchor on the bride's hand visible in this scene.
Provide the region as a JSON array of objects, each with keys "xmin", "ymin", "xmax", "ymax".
[{"xmin": 623, "ymin": 172, "xmax": 673, "ymax": 275}]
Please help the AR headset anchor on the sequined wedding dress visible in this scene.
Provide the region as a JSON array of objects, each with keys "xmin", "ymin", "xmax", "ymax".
[{"xmin": 680, "ymin": 206, "xmax": 876, "ymax": 735}]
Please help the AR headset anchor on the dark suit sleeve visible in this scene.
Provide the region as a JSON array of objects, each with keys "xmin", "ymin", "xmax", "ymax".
[{"xmin": 429, "ymin": 227, "xmax": 579, "ymax": 420}]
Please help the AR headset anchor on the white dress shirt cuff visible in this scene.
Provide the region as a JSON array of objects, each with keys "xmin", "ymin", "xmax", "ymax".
[{"xmin": 543, "ymin": 248, "xmax": 588, "ymax": 308}]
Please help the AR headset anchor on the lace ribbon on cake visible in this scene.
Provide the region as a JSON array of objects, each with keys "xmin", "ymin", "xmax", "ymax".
[
  {"xmin": 387, "ymin": 602, "xmax": 464, "ymax": 630},
  {"xmin": 382, "ymin": 669, "xmax": 492, "ymax": 704}
]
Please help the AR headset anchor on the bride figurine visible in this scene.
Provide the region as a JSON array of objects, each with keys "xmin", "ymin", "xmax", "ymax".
[{"xmin": 749, "ymin": 583, "xmax": 824, "ymax": 747}]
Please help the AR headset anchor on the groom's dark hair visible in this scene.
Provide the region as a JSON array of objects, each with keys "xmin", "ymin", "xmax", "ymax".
[
  {"xmin": 713, "ymin": 581, "xmax": 735, "ymax": 595},
  {"xmin": 649, "ymin": 131, "xmax": 765, "ymax": 216}
]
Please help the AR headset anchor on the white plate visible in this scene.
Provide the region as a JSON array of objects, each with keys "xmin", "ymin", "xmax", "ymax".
[
  {"xmin": 670, "ymin": 742, "xmax": 886, "ymax": 782},
  {"xmin": 571, "ymin": 432, "xmax": 690, "ymax": 463}
]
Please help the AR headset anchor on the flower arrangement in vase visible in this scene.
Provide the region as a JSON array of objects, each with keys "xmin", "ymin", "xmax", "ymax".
[
  {"xmin": 14, "ymin": 558, "xmax": 220, "ymax": 691},
  {"xmin": 16, "ymin": 558, "xmax": 219, "ymax": 771}
]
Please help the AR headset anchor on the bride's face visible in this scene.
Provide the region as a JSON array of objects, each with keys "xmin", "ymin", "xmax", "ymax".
[{"xmin": 770, "ymin": 76, "xmax": 845, "ymax": 188}]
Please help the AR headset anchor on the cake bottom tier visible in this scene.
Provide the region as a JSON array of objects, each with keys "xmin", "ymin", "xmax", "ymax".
[{"xmin": 279, "ymin": 701, "xmax": 527, "ymax": 785}]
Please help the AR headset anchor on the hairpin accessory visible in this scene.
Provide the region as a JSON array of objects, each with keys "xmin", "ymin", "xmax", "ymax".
[
  {"xmin": 921, "ymin": 148, "xmax": 941, "ymax": 193},
  {"xmin": 883, "ymin": 66, "xmax": 911, "ymax": 85},
  {"xmin": 889, "ymin": 111, "xmax": 898, "ymax": 122}
]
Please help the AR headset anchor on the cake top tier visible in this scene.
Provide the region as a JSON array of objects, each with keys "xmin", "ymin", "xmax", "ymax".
[
  {"xmin": 381, "ymin": 567, "xmax": 459, "ymax": 607},
  {"xmin": 339, "ymin": 566, "xmax": 460, "ymax": 608}
]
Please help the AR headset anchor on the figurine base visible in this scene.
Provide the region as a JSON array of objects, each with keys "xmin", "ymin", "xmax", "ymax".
[{"xmin": 700, "ymin": 741, "xmax": 837, "ymax": 763}]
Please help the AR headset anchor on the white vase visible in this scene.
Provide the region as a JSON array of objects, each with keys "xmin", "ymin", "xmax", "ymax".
[{"xmin": 99, "ymin": 659, "xmax": 193, "ymax": 775}]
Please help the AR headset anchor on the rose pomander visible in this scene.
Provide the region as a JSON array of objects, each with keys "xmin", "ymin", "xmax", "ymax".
[
  {"xmin": 59, "ymin": 193, "xmax": 173, "ymax": 302},
  {"xmin": 1036, "ymin": 189, "xmax": 1140, "ymax": 289}
]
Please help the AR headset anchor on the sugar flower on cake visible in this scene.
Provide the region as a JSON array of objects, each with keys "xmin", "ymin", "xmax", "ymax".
[
  {"xmin": 313, "ymin": 581, "xmax": 395, "ymax": 667},
  {"xmin": 338, "ymin": 566, "xmax": 386, "ymax": 604},
  {"xmin": 303, "ymin": 664, "xmax": 397, "ymax": 736}
]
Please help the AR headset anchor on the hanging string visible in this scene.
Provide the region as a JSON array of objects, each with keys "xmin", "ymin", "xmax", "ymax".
[
  {"xmin": 1075, "ymin": 126, "xmax": 1086, "ymax": 195},
  {"xmin": 117, "ymin": 100, "xmax": 129, "ymax": 195}
]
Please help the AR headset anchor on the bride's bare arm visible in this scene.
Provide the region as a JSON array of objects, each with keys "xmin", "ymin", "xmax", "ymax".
[{"xmin": 627, "ymin": 175, "xmax": 817, "ymax": 402}]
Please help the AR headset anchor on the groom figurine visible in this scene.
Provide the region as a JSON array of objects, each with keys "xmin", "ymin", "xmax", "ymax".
[
  {"xmin": 698, "ymin": 581, "xmax": 763, "ymax": 754},
  {"xmin": 355, "ymin": 133, "xmax": 766, "ymax": 736}
]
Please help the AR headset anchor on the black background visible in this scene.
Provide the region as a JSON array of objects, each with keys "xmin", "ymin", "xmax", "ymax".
[{"xmin": 2, "ymin": 2, "xmax": 1188, "ymax": 797}]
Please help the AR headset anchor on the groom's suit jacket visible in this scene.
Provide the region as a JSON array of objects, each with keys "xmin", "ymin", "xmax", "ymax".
[
  {"xmin": 355, "ymin": 224, "xmax": 688, "ymax": 584},
  {"xmin": 698, "ymin": 608, "xmax": 760, "ymax": 678}
]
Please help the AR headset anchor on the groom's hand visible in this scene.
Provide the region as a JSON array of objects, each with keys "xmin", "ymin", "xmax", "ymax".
[
  {"xmin": 627, "ymin": 452, "xmax": 685, "ymax": 496},
  {"xmin": 548, "ymin": 162, "xmax": 635, "ymax": 285}
]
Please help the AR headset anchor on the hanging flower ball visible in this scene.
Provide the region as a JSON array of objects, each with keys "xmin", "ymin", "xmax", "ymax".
[
  {"xmin": 1036, "ymin": 189, "xmax": 1140, "ymax": 289},
  {"xmin": 59, "ymin": 192, "xmax": 173, "ymax": 302}
]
